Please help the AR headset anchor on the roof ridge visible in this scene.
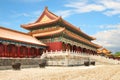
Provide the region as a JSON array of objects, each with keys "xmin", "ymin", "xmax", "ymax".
[
  {"xmin": 61, "ymin": 19, "xmax": 95, "ymax": 40},
  {"xmin": 0, "ymin": 26, "xmax": 46, "ymax": 46},
  {"xmin": 33, "ymin": 27, "xmax": 65, "ymax": 37},
  {"xmin": 0, "ymin": 26, "xmax": 28, "ymax": 36},
  {"xmin": 20, "ymin": 7, "xmax": 95, "ymax": 40},
  {"xmin": 46, "ymin": 7, "xmax": 59, "ymax": 18},
  {"xmin": 21, "ymin": 17, "xmax": 60, "ymax": 29},
  {"xmin": 35, "ymin": 7, "xmax": 58, "ymax": 23},
  {"xmin": 66, "ymin": 31, "xmax": 100, "ymax": 48}
]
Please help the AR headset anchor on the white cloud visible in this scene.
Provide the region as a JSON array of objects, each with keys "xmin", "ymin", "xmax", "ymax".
[
  {"xmin": 99, "ymin": 0, "xmax": 120, "ymax": 16},
  {"xmin": 99, "ymin": 0, "xmax": 120, "ymax": 9},
  {"xmin": 65, "ymin": 2, "xmax": 105, "ymax": 13},
  {"xmin": 57, "ymin": 0, "xmax": 120, "ymax": 17},
  {"xmin": 92, "ymin": 24, "xmax": 120, "ymax": 53},
  {"xmin": 55, "ymin": 10, "xmax": 73, "ymax": 18},
  {"xmin": 104, "ymin": 10, "xmax": 120, "ymax": 16},
  {"xmin": 99, "ymin": 24, "xmax": 120, "ymax": 29}
]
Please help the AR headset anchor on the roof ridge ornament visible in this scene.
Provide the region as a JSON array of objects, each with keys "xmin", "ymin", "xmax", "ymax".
[
  {"xmin": 45, "ymin": 6, "xmax": 48, "ymax": 11},
  {"xmin": 58, "ymin": 16, "xmax": 63, "ymax": 22}
]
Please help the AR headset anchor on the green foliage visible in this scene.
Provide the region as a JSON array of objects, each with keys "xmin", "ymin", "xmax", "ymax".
[{"xmin": 114, "ymin": 52, "xmax": 120, "ymax": 57}]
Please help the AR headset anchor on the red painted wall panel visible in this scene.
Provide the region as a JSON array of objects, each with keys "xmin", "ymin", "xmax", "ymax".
[{"xmin": 46, "ymin": 42, "xmax": 62, "ymax": 51}]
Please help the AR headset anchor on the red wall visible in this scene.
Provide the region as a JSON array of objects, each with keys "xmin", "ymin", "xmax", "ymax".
[{"xmin": 46, "ymin": 42, "xmax": 62, "ymax": 51}]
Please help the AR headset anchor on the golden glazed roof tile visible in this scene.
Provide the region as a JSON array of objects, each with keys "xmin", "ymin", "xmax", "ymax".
[
  {"xmin": 35, "ymin": 7, "xmax": 58, "ymax": 23},
  {"xmin": 21, "ymin": 17, "xmax": 60, "ymax": 29},
  {"xmin": 21, "ymin": 7, "xmax": 95, "ymax": 40},
  {"xmin": 65, "ymin": 30, "xmax": 100, "ymax": 48},
  {"xmin": 21, "ymin": 7, "xmax": 59, "ymax": 29},
  {"xmin": 97, "ymin": 48, "xmax": 111, "ymax": 54},
  {"xmin": 32, "ymin": 27, "xmax": 100, "ymax": 48},
  {"xmin": 0, "ymin": 27, "xmax": 46, "ymax": 46},
  {"xmin": 33, "ymin": 27, "xmax": 65, "ymax": 37}
]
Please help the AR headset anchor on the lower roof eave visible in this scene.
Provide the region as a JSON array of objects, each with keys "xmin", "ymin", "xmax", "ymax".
[{"xmin": 0, "ymin": 37, "xmax": 47, "ymax": 48}]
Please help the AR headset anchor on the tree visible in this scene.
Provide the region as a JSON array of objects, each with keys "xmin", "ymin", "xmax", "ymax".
[{"xmin": 114, "ymin": 52, "xmax": 120, "ymax": 57}]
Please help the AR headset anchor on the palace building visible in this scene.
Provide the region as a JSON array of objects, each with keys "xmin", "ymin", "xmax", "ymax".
[
  {"xmin": 21, "ymin": 7, "xmax": 100, "ymax": 54},
  {"xmin": 0, "ymin": 27, "xmax": 46, "ymax": 58},
  {"xmin": 0, "ymin": 7, "xmax": 101, "ymax": 66},
  {"xmin": 97, "ymin": 48, "xmax": 111, "ymax": 56}
]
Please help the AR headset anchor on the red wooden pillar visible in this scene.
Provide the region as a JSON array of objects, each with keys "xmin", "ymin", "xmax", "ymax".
[
  {"xmin": 26, "ymin": 47, "xmax": 28, "ymax": 58},
  {"xmin": 79, "ymin": 47, "xmax": 81, "ymax": 53},
  {"xmin": 25, "ymin": 47, "xmax": 28, "ymax": 58},
  {"xmin": 76, "ymin": 46, "xmax": 77, "ymax": 52},
  {"xmin": 5, "ymin": 44, "xmax": 9, "ymax": 57},
  {"xmin": 86, "ymin": 49, "xmax": 88, "ymax": 54},
  {"xmin": 77, "ymin": 47, "xmax": 79, "ymax": 53},
  {"xmin": 77, "ymin": 47, "xmax": 79, "ymax": 52},
  {"xmin": 36, "ymin": 48, "xmax": 39, "ymax": 57},
  {"xmin": 62, "ymin": 43, "xmax": 65, "ymax": 51},
  {"xmin": 10, "ymin": 45, "xmax": 13, "ymax": 57},
  {"xmin": 88, "ymin": 49, "xmax": 89, "ymax": 54},
  {"xmin": 64, "ymin": 44, "xmax": 66, "ymax": 51},
  {"xmin": 17, "ymin": 46, "xmax": 20, "ymax": 58},
  {"xmin": 23, "ymin": 47, "xmax": 26, "ymax": 58},
  {"xmin": 27, "ymin": 47, "xmax": 30, "ymax": 58},
  {"xmin": 13, "ymin": 45, "xmax": 16, "ymax": 58},
  {"xmin": 85, "ymin": 49, "xmax": 87, "ymax": 53},
  {"xmin": 65, "ymin": 44, "xmax": 67, "ymax": 51},
  {"xmin": 0, "ymin": 43, "xmax": 3, "ymax": 57},
  {"xmin": 81, "ymin": 48, "xmax": 83, "ymax": 53},
  {"xmin": 4, "ymin": 44, "xmax": 6, "ymax": 57},
  {"xmin": 34, "ymin": 48, "xmax": 36, "ymax": 57},
  {"xmin": 6, "ymin": 45, "xmax": 9, "ymax": 57},
  {"xmin": 14, "ymin": 46, "xmax": 16, "ymax": 57},
  {"xmin": 2, "ymin": 44, "xmax": 5, "ymax": 57},
  {"xmin": 78, "ymin": 47, "xmax": 80, "ymax": 53},
  {"xmin": 90, "ymin": 50, "xmax": 92, "ymax": 54},
  {"xmin": 15, "ymin": 46, "xmax": 18, "ymax": 57},
  {"xmin": 76, "ymin": 46, "xmax": 79, "ymax": 52},
  {"xmin": 71, "ymin": 45, "xmax": 73, "ymax": 51},
  {"xmin": 88, "ymin": 50, "xmax": 90, "ymax": 54},
  {"xmin": 91, "ymin": 50, "xmax": 93, "ymax": 55},
  {"xmin": 12, "ymin": 46, "xmax": 15, "ymax": 58},
  {"xmin": 2, "ymin": 44, "xmax": 4, "ymax": 57},
  {"xmin": 12, "ymin": 45, "xmax": 16, "ymax": 57},
  {"xmin": 87, "ymin": 49, "xmax": 89, "ymax": 54}
]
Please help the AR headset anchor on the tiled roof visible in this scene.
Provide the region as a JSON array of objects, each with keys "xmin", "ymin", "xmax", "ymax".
[
  {"xmin": 97, "ymin": 48, "xmax": 111, "ymax": 54},
  {"xmin": 0, "ymin": 27, "xmax": 46, "ymax": 46},
  {"xmin": 35, "ymin": 7, "xmax": 58, "ymax": 23},
  {"xmin": 21, "ymin": 7, "xmax": 95, "ymax": 40},
  {"xmin": 32, "ymin": 27, "xmax": 100, "ymax": 48},
  {"xmin": 21, "ymin": 7, "xmax": 59, "ymax": 29},
  {"xmin": 21, "ymin": 17, "xmax": 60, "ymax": 29},
  {"xmin": 65, "ymin": 30, "xmax": 101, "ymax": 48},
  {"xmin": 33, "ymin": 27, "xmax": 65, "ymax": 37}
]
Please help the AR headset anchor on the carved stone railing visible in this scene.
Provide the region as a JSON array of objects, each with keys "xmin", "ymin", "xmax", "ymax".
[{"xmin": 43, "ymin": 50, "xmax": 120, "ymax": 65}]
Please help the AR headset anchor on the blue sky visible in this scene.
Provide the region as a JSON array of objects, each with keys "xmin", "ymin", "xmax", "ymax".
[{"xmin": 0, "ymin": 0, "xmax": 120, "ymax": 53}]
